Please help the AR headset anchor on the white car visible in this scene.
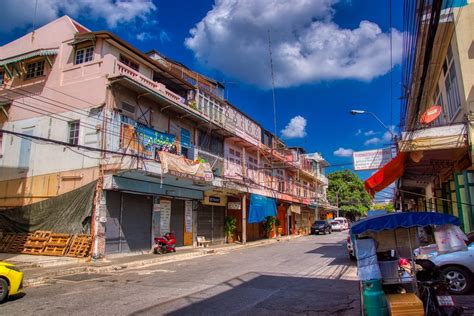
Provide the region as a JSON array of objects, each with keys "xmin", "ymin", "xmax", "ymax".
[
  {"xmin": 334, "ymin": 217, "xmax": 349, "ymax": 230},
  {"xmin": 329, "ymin": 220, "xmax": 342, "ymax": 231}
]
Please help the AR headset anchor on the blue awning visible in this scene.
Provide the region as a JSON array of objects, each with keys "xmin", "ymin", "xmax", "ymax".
[
  {"xmin": 350, "ymin": 212, "xmax": 460, "ymax": 235},
  {"xmin": 248, "ymin": 194, "xmax": 277, "ymax": 223}
]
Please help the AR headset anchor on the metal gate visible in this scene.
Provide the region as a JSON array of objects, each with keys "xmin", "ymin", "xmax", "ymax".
[
  {"xmin": 197, "ymin": 205, "xmax": 225, "ymax": 245},
  {"xmin": 105, "ymin": 191, "xmax": 152, "ymax": 254},
  {"xmin": 170, "ymin": 199, "xmax": 185, "ymax": 247}
]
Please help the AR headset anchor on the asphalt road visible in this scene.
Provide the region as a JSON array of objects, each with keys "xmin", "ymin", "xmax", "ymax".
[{"xmin": 1, "ymin": 232, "xmax": 360, "ymax": 315}]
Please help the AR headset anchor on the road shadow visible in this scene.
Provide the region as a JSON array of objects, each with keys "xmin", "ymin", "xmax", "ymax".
[{"xmin": 132, "ymin": 272, "xmax": 360, "ymax": 316}]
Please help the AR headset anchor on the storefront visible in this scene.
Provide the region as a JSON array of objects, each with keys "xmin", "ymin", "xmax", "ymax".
[{"xmin": 196, "ymin": 192, "xmax": 227, "ymax": 245}]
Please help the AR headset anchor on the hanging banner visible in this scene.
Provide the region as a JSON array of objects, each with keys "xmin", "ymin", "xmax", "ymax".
[
  {"xmin": 159, "ymin": 199, "xmax": 171, "ymax": 233},
  {"xmin": 353, "ymin": 147, "xmax": 396, "ymax": 171},
  {"xmin": 185, "ymin": 200, "xmax": 193, "ymax": 233},
  {"xmin": 159, "ymin": 151, "xmax": 214, "ymax": 182}
]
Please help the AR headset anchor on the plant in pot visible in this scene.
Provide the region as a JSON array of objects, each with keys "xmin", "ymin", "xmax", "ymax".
[
  {"xmin": 224, "ymin": 216, "xmax": 237, "ymax": 243},
  {"xmin": 275, "ymin": 218, "xmax": 283, "ymax": 236},
  {"xmin": 263, "ymin": 216, "xmax": 276, "ymax": 238}
]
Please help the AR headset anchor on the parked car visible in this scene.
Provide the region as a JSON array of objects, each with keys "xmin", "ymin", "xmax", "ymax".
[
  {"xmin": 347, "ymin": 235, "xmax": 356, "ymax": 260},
  {"xmin": 0, "ymin": 262, "xmax": 24, "ymax": 303},
  {"xmin": 311, "ymin": 220, "xmax": 332, "ymax": 235},
  {"xmin": 426, "ymin": 242, "xmax": 474, "ymax": 295},
  {"xmin": 334, "ymin": 217, "xmax": 349, "ymax": 230},
  {"xmin": 329, "ymin": 220, "xmax": 342, "ymax": 232}
]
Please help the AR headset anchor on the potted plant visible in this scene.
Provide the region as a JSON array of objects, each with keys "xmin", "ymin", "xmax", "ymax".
[
  {"xmin": 275, "ymin": 218, "xmax": 283, "ymax": 236},
  {"xmin": 224, "ymin": 216, "xmax": 237, "ymax": 243},
  {"xmin": 263, "ymin": 216, "xmax": 276, "ymax": 238}
]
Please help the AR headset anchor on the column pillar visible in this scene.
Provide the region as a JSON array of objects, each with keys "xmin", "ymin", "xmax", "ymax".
[{"xmin": 242, "ymin": 194, "xmax": 247, "ymax": 244}]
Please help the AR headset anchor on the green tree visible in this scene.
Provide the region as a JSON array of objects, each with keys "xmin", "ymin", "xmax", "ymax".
[
  {"xmin": 372, "ymin": 203, "xmax": 394, "ymax": 212},
  {"xmin": 327, "ymin": 170, "xmax": 372, "ymax": 217}
]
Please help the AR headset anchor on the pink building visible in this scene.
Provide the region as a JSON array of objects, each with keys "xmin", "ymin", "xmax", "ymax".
[{"xmin": 0, "ymin": 16, "xmax": 332, "ymax": 258}]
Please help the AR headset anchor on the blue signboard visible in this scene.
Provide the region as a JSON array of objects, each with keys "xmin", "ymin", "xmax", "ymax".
[{"xmin": 137, "ymin": 124, "xmax": 176, "ymax": 154}]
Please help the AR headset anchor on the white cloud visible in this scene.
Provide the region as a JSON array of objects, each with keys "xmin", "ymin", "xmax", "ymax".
[
  {"xmin": 364, "ymin": 137, "xmax": 381, "ymax": 146},
  {"xmin": 136, "ymin": 32, "xmax": 154, "ymax": 41},
  {"xmin": 334, "ymin": 147, "xmax": 354, "ymax": 157},
  {"xmin": 185, "ymin": 0, "xmax": 402, "ymax": 88},
  {"xmin": 382, "ymin": 125, "xmax": 397, "ymax": 142},
  {"xmin": 364, "ymin": 130, "xmax": 378, "ymax": 136},
  {"xmin": 0, "ymin": 0, "xmax": 156, "ymax": 33},
  {"xmin": 281, "ymin": 115, "xmax": 307, "ymax": 138},
  {"xmin": 355, "ymin": 129, "xmax": 362, "ymax": 136}
]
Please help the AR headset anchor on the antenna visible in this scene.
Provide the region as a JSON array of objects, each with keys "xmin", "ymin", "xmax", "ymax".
[
  {"xmin": 31, "ymin": 0, "xmax": 39, "ymax": 42},
  {"xmin": 267, "ymin": 29, "xmax": 278, "ymax": 138}
]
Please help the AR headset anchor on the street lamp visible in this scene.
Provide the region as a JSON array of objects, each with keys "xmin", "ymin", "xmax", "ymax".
[{"xmin": 350, "ymin": 109, "xmax": 394, "ymax": 140}]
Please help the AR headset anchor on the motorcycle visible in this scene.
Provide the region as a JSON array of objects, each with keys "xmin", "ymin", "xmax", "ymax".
[
  {"xmin": 153, "ymin": 232, "xmax": 177, "ymax": 254},
  {"xmin": 415, "ymin": 259, "xmax": 463, "ymax": 316}
]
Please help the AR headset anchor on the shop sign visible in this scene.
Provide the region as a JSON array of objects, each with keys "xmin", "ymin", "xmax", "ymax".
[
  {"xmin": 208, "ymin": 196, "xmax": 221, "ymax": 203},
  {"xmin": 353, "ymin": 147, "xmax": 395, "ymax": 171},
  {"xmin": 159, "ymin": 199, "xmax": 171, "ymax": 233},
  {"xmin": 185, "ymin": 200, "xmax": 193, "ymax": 233},
  {"xmin": 228, "ymin": 201, "xmax": 242, "ymax": 210}
]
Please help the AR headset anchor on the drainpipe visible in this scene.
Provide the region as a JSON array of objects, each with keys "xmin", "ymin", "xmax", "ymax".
[{"xmin": 242, "ymin": 194, "xmax": 247, "ymax": 244}]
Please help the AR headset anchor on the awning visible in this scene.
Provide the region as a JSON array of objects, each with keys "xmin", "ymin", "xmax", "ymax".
[
  {"xmin": 350, "ymin": 212, "xmax": 460, "ymax": 235},
  {"xmin": 248, "ymin": 194, "xmax": 277, "ymax": 223},
  {"xmin": 0, "ymin": 49, "xmax": 59, "ymax": 66},
  {"xmin": 364, "ymin": 153, "xmax": 407, "ymax": 196},
  {"xmin": 398, "ymin": 124, "xmax": 467, "ymax": 152},
  {"xmin": 159, "ymin": 151, "xmax": 214, "ymax": 182},
  {"xmin": 289, "ymin": 205, "xmax": 301, "ymax": 214}
]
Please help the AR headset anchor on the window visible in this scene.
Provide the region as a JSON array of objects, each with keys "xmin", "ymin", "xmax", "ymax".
[
  {"xmin": 68, "ymin": 121, "xmax": 80, "ymax": 145},
  {"xmin": 228, "ymin": 148, "xmax": 241, "ymax": 166},
  {"xmin": 276, "ymin": 169, "xmax": 285, "ymax": 192},
  {"xmin": 120, "ymin": 55, "xmax": 139, "ymax": 71},
  {"xmin": 25, "ymin": 60, "xmax": 45, "ymax": 79},
  {"xmin": 0, "ymin": 71, "xmax": 4, "ymax": 84},
  {"xmin": 443, "ymin": 44, "xmax": 461, "ymax": 121},
  {"xmin": 75, "ymin": 46, "xmax": 94, "ymax": 64},
  {"xmin": 432, "ymin": 85, "xmax": 446, "ymax": 126}
]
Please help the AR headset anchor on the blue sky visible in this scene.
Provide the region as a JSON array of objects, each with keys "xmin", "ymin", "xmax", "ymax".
[{"xmin": 0, "ymin": 0, "xmax": 403, "ymax": 187}]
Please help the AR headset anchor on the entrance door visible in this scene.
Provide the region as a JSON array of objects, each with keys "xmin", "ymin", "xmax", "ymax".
[
  {"xmin": 105, "ymin": 191, "xmax": 153, "ymax": 254},
  {"xmin": 171, "ymin": 199, "xmax": 185, "ymax": 247},
  {"xmin": 197, "ymin": 205, "xmax": 225, "ymax": 245}
]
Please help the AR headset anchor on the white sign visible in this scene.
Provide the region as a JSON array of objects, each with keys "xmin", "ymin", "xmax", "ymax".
[
  {"xmin": 159, "ymin": 199, "xmax": 171, "ymax": 233},
  {"xmin": 353, "ymin": 147, "xmax": 396, "ymax": 171},
  {"xmin": 185, "ymin": 200, "xmax": 193, "ymax": 233}
]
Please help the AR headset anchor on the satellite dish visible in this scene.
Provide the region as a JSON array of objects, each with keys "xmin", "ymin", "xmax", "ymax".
[{"xmin": 419, "ymin": 105, "xmax": 442, "ymax": 125}]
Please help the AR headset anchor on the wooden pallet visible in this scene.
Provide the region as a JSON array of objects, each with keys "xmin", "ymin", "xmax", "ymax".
[
  {"xmin": 42, "ymin": 234, "xmax": 72, "ymax": 256},
  {"xmin": 66, "ymin": 234, "xmax": 92, "ymax": 258},
  {"xmin": 7, "ymin": 233, "xmax": 31, "ymax": 253},
  {"xmin": 22, "ymin": 231, "xmax": 52, "ymax": 255},
  {"xmin": 0, "ymin": 233, "xmax": 16, "ymax": 252}
]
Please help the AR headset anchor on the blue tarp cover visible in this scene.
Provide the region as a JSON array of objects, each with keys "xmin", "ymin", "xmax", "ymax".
[
  {"xmin": 351, "ymin": 212, "xmax": 460, "ymax": 235},
  {"xmin": 248, "ymin": 194, "xmax": 277, "ymax": 223}
]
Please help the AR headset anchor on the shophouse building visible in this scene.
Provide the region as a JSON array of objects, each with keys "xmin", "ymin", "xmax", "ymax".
[{"xmin": 0, "ymin": 16, "xmax": 332, "ymax": 258}]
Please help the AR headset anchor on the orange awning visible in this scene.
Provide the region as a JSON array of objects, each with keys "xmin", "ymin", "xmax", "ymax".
[{"xmin": 364, "ymin": 153, "xmax": 407, "ymax": 196}]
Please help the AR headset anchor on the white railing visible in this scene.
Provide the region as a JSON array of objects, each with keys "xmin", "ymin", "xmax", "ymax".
[{"xmin": 115, "ymin": 62, "xmax": 186, "ymax": 104}]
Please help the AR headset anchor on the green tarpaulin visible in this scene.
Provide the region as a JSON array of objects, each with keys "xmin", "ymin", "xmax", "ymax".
[{"xmin": 0, "ymin": 181, "xmax": 96, "ymax": 234}]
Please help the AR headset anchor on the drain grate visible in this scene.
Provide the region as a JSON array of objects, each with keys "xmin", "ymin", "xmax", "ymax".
[{"xmin": 55, "ymin": 273, "xmax": 110, "ymax": 282}]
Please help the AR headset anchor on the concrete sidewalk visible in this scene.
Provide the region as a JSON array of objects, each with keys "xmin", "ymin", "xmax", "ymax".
[{"xmin": 8, "ymin": 235, "xmax": 302, "ymax": 288}]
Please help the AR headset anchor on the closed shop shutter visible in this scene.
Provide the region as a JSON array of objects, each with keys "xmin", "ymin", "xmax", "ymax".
[
  {"xmin": 171, "ymin": 199, "xmax": 185, "ymax": 247},
  {"xmin": 105, "ymin": 191, "xmax": 152, "ymax": 254},
  {"xmin": 197, "ymin": 205, "xmax": 225, "ymax": 245}
]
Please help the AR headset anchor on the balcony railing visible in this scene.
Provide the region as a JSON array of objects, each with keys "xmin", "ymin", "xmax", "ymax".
[
  {"xmin": 197, "ymin": 148, "xmax": 224, "ymax": 177},
  {"xmin": 115, "ymin": 61, "xmax": 186, "ymax": 105}
]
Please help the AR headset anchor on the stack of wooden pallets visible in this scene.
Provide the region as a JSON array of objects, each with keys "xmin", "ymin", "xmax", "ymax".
[
  {"xmin": 42, "ymin": 233, "xmax": 72, "ymax": 256},
  {"xmin": 66, "ymin": 234, "xmax": 92, "ymax": 258},
  {"xmin": 22, "ymin": 231, "xmax": 52, "ymax": 255}
]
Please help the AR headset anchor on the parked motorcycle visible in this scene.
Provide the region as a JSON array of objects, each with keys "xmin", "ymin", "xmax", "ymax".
[
  {"xmin": 415, "ymin": 259, "xmax": 463, "ymax": 316},
  {"xmin": 153, "ymin": 232, "xmax": 177, "ymax": 254}
]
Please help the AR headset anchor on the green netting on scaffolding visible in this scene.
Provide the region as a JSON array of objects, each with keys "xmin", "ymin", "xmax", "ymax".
[{"xmin": 0, "ymin": 181, "xmax": 97, "ymax": 234}]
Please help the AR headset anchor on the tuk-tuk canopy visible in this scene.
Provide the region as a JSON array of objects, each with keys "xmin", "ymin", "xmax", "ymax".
[{"xmin": 350, "ymin": 212, "xmax": 460, "ymax": 235}]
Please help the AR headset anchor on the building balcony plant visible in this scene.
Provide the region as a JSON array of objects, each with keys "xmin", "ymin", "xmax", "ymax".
[{"xmin": 224, "ymin": 216, "xmax": 237, "ymax": 243}]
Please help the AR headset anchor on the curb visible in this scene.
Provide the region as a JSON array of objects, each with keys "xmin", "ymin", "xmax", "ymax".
[{"xmin": 23, "ymin": 235, "xmax": 304, "ymax": 288}]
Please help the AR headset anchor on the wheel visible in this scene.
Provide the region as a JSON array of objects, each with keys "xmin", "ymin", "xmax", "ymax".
[
  {"xmin": 0, "ymin": 278, "xmax": 9, "ymax": 303},
  {"xmin": 442, "ymin": 266, "xmax": 473, "ymax": 295},
  {"xmin": 328, "ymin": 229, "xmax": 332, "ymax": 234}
]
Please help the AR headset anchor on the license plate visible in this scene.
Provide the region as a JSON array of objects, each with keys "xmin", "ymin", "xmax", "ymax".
[{"xmin": 436, "ymin": 295, "xmax": 455, "ymax": 307}]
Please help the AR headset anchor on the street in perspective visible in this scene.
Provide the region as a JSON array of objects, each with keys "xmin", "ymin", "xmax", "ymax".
[{"xmin": 1, "ymin": 0, "xmax": 474, "ymax": 315}]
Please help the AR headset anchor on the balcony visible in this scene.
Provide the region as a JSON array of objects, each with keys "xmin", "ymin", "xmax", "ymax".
[
  {"xmin": 197, "ymin": 148, "xmax": 224, "ymax": 177},
  {"xmin": 113, "ymin": 61, "xmax": 186, "ymax": 105}
]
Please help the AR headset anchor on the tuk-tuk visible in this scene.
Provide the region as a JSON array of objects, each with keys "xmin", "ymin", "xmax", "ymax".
[{"xmin": 350, "ymin": 212, "xmax": 465, "ymax": 316}]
